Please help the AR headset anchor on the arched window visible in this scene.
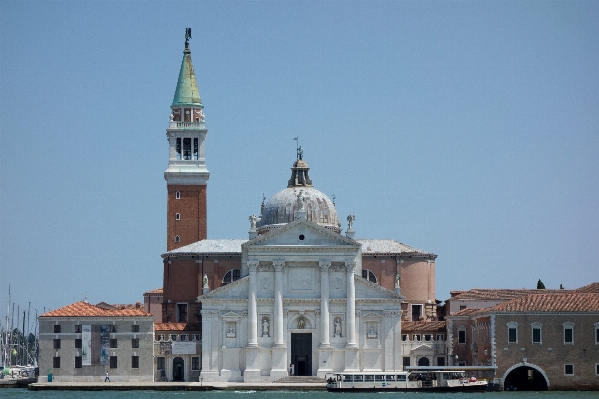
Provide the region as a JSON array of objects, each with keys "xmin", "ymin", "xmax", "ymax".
[
  {"xmin": 362, "ymin": 269, "xmax": 377, "ymax": 283},
  {"xmin": 175, "ymin": 235, "xmax": 180, "ymax": 243},
  {"xmin": 175, "ymin": 213, "xmax": 180, "ymax": 220},
  {"xmin": 223, "ymin": 269, "xmax": 241, "ymax": 285},
  {"xmin": 175, "ymin": 191, "xmax": 180, "ymax": 199}
]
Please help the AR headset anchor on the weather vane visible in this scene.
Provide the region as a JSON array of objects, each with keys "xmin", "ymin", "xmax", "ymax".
[{"xmin": 185, "ymin": 28, "xmax": 192, "ymax": 48}]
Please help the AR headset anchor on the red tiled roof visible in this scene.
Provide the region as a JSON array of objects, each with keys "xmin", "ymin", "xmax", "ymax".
[
  {"xmin": 154, "ymin": 322, "xmax": 202, "ymax": 332},
  {"xmin": 40, "ymin": 301, "xmax": 151, "ymax": 317},
  {"xmin": 482, "ymin": 293, "xmax": 599, "ymax": 313},
  {"xmin": 401, "ymin": 321, "xmax": 446, "ymax": 332},
  {"xmin": 450, "ymin": 288, "xmax": 567, "ymax": 301},
  {"xmin": 450, "ymin": 308, "xmax": 481, "ymax": 317},
  {"xmin": 144, "ymin": 288, "xmax": 163, "ymax": 295},
  {"xmin": 575, "ymin": 282, "xmax": 599, "ymax": 293}
]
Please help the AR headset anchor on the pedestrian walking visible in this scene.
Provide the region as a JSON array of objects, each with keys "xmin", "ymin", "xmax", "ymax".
[{"xmin": 105, "ymin": 371, "xmax": 110, "ymax": 382}]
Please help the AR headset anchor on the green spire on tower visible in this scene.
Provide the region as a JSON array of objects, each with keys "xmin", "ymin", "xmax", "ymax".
[{"xmin": 172, "ymin": 28, "xmax": 202, "ymax": 107}]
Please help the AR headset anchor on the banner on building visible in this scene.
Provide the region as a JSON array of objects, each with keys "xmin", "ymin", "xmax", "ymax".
[
  {"xmin": 172, "ymin": 341, "xmax": 196, "ymax": 354},
  {"xmin": 81, "ymin": 325, "xmax": 91, "ymax": 366}
]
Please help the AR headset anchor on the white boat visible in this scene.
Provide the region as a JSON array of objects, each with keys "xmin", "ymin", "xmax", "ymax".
[{"xmin": 326, "ymin": 370, "xmax": 488, "ymax": 392}]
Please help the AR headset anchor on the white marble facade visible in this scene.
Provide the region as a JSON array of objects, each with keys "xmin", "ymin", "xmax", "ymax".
[{"xmin": 199, "ymin": 218, "xmax": 404, "ymax": 382}]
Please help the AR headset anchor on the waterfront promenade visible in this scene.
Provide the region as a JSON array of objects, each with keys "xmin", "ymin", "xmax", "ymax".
[{"xmin": 29, "ymin": 379, "xmax": 326, "ymax": 391}]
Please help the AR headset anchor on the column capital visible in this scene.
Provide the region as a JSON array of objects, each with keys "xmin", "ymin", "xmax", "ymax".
[
  {"xmin": 248, "ymin": 260, "xmax": 259, "ymax": 272},
  {"xmin": 345, "ymin": 261, "xmax": 357, "ymax": 273},
  {"xmin": 319, "ymin": 261, "xmax": 331, "ymax": 271},
  {"xmin": 272, "ymin": 261, "xmax": 285, "ymax": 271}
]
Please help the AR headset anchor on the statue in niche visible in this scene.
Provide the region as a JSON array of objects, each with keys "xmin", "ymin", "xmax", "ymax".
[
  {"xmin": 170, "ymin": 113, "xmax": 174, "ymax": 122},
  {"xmin": 262, "ymin": 318, "xmax": 270, "ymax": 337},
  {"xmin": 334, "ymin": 319, "xmax": 342, "ymax": 337},
  {"xmin": 368, "ymin": 325, "xmax": 377, "ymax": 338},
  {"xmin": 203, "ymin": 274, "xmax": 209, "ymax": 288},
  {"xmin": 297, "ymin": 316, "xmax": 306, "ymax": 329},
  {"xmin": 249, "ymin": 214, "xmax": 257, "ymax": 230},
  {"xmin": 395, "ymin": 273, "xmax": 400, "ymax": 287},
  {"xmin": 227, "ymin": 324, "xmax": 236, "ymax": 338}
]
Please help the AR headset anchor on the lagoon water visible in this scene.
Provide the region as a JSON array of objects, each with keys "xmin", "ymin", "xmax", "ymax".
[{"xmin": 2, "ymin": 391, "xmax": 597, "ymax": 399}]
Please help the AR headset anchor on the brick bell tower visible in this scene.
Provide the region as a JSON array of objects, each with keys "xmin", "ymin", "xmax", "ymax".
[{"xmin": 165, "ymin": 28, "xmax": 209, "ymax": 251}]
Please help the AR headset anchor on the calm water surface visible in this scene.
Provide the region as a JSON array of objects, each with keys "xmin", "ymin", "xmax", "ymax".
[{"xmin": 2, "ymin": 391, "xmax": 597, "ymax": 399}]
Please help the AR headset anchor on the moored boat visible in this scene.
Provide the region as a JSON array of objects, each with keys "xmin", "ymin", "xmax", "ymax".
[{"xmin": 326, "ymin": 370, "xmax": 488, "ymax": 392}]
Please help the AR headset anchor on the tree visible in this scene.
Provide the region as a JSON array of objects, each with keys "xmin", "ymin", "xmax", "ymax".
[{"xmin": 537, "ymin": 279, "xmax": 546, "ymax": 289}]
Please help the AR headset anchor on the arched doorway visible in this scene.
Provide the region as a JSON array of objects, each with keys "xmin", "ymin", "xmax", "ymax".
[
  {"xmin": 418, "ymin": 357, "xmax": 430, "ymax": 366},
  {"xmin": 503, "ymin": 365, "xmax": 548, "ymax": 391},
  {"xmin": 173, "ymin": 357, "xmax": 184, "ymax": 381}
]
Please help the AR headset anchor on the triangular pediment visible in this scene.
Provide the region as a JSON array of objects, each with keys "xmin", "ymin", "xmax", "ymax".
[
  {"xmin": 411, "ymin": 344, "xmax": 435, "ymax": 354},
  {"xmin": 199, "ymin": 276, "xmax": 248, "ymax": 300},
  {"xmin": 244, "ymin": 218, "xmax": 360, "ymax": 249},
  {"xmin": 355, "ymin": 275, "xmax": 404, "ymax": 300}
]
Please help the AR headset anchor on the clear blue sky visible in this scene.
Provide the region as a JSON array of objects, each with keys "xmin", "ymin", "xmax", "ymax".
[{"xmin": 1, "ymin": 1, "xmax": 598, "ymax": 318}]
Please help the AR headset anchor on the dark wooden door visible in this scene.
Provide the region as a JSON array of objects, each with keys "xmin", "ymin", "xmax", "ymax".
[{"xmin": 291, "ymin": 333, "xmax": 312, "ymax": 376}]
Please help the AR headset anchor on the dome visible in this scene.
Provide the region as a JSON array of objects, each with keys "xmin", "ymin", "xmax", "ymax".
[{"xmin": 257, "ymin": 156, "xmax": 341, "ymax": 233}]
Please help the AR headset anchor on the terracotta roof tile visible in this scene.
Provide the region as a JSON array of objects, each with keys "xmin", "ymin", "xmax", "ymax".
[
  {"xmin": 40, "ymin": 301, "xmax": 151, "ymax": 317},
  {"xmin": 144, "ymin": 288, "xmax": 163, "ymax": 295},
  {"xmin": 482, "ymin": 293, "xmax": 599, "ymax": 313},
  {"xmin": 575, "ymin": 282, "xmax": 599, "ymax": 293},
  {"xmin": 401, "ymin": 321, "xmax": 446, "ymax": 332},
  {"xmin": 450, "ymin": 288, "xmax": 567, "ymax": 301},
  {"xmin": 154, "ymin": 322, "xmax": 202, "ymax": 332},
  {"xmin": 450, "ymin": 308, "xmax": 482, "ymax": 317}
]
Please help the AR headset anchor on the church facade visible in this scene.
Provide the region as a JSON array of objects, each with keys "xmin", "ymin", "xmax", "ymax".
[{"xmin": 158, "ymin": 34, "xmax": 439, "ymax": 382}]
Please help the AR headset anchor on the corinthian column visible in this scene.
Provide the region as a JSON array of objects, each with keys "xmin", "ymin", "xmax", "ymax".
[
  {"xmin": 273, "ymin": 261, "xmax": 285, "ymax": 347},
  {"xmin": 247, "ymin": 261, "xmax": 259, "ymax": 347},
  {"xmin": 319, "ymin": 261, "xmax": 331, "ymax": 347},
  {"xmin": 345, "ymin": 261, "xmax": 357, "ymax": 348}
]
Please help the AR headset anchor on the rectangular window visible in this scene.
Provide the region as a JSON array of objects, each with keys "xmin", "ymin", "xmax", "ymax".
[
  {"xmin": 53, "ymin": 325, "xmax": 61, "ymax": 333},
  {"xmin": 437, "ymin": 357, "xmax": 446, "ymax": 366},
  {"xmin": 157, "ymin": 334, "xmax": 165, "ymax": 341},
  {"xmin": 75, "ymin": 325, "xmax": 82, "ymax": 333},
  {"xmin": 110, "ymin": 356, "xmax": 118, "ymax": 369},
  {"xmin": 132, "ymin": 324, "xmax": 140, "ymax": 333},
  {"xmin": 411, "ymin": 304, "xmax": 422, "ymax": 322},
  {"xmin": 564, "ymin": 328, "xmax": 573, "ymax": 344},
  {"xmin": 508, "ymin": 328, "xmax": 517, "ymax": 343},
  {"xmin": 131, "ymin": 338, "xmax": 139, "ymax": 348},
  {"xmin": 401, "ymin": 334, "xmax": 408, "ymax": 341},
  {"xmin": 75, "ymin": 339, "xmax": 82, "ymax": 348},
  {"xmin": 413, "ymin": 334, "xmax": 421, "ymax": 341},
  {"xmin": 53, "ymin": 357, "xmax": 60, "ymax": 368},
  {"xmin": 564, "ymin": 364, "xmax": 574, "ymax": 375},
  {"xmin": 177, "ymin": 303, "xmax": 188, "ymax": 322},
  {"xmin": 175, "ymin": 191, "xmax": 180, "ymax": 199},
  {"xmin": 110, "ymin": 338, "xmax": 118, "ymax": 348},
  {"xmin": 75, "ymin": 356, "xmax": 82, "ymax": 368},
  {"xmin": 436, "ymin": 334, "xmax": 445, "ymax": 341},
  {"xmin": 595, "ymin": 325, "xmax": 599, "ymax": 344},
  {"xmin": 596, "ymin": 363, "xmax": 599, "ymax": 376},
  {"xmin": 53, "ymin": 339, "xmax": 61, "ymax": 349},
  {"xmin": 458, "ymin": 330, "xmax": 466, "ymax": 344},
  {"xmin": 110, "ymin": 325, "xmax": 117, "ymax": 333},
  {"xmin": 131, "ymin": 356, "xmax": 139, "ymax": 369},
  {"xmin": 192, "ymin": 357, "xmax": 200, "ymax": 370},
  {"xmin": 170, "ymin": 334, "xmax": 178, "ymax": 341},
  {"xmin": 180, "ymin": 334, "xmax": 188, "ymax": 341},
  {"xmin": 192, "ymin": 334, "xmax": 200, "ymax": 341},
  {"xmin": 460, "ymin": 305, "xmax": 467, "ymax": 311},
  {"xmin": 532, "ymin": 327, "xmax": 542, "ymax": 344},
  {"xmin": 424, "ymin": 334, "xmax": 432, "ymax": 341},
  {"xmin": 157, "ymin": 357, "xmax": 165, "ymax": 370},
  {"xmin": 403, "ymin": 357, "xmax": 411, "ymax": 367}
]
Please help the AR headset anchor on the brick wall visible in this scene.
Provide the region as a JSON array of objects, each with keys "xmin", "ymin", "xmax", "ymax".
[{"xmin": 166, "ymin": 184, "xmax": 207, "ymax": 251}]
